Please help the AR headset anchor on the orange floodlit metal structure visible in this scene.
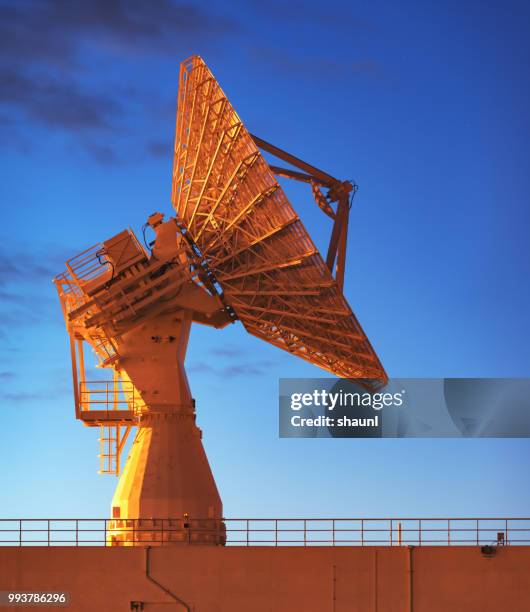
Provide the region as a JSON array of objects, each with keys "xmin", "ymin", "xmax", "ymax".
[{"xmin": 54, "ymin": 55, "xmax": 386, "ymax": 546}]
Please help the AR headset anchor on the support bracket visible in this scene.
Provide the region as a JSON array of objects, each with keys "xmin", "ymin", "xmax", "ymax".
[{"xmin": 251, "ymin": 134, "xmax": 357, "ymax": 291}]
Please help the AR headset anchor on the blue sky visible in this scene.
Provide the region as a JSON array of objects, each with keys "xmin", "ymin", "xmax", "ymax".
[{"xmin": 0, "ymin": 0, "xmax": 529, "ymax": 519}]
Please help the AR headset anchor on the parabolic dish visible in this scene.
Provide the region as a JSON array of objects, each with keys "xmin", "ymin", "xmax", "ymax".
[{"xmin": 171, "ymin": 56, "xmax": 387, "ymax": 386}]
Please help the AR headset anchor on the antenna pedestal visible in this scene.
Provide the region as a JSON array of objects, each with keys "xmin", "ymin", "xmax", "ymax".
[
  {"xmin": 107, "ymin": 313, "xmax": 224, "ymax": 546},
  {"xmin": 108, "ymin": 411, "xmax": 224, "ymax": 546}
]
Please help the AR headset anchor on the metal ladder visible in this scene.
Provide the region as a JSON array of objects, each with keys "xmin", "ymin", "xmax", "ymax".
[{"xmin": 98, "ymin": 425, "xmax": 119, "ymax": 474}]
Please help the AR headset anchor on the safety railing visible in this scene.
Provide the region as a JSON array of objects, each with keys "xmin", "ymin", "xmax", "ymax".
[
  {"xmin": 62, "ymin": 230, "xmax": 148, "ymax": 288},
  {"xmin": 1, "ymin": 518, "xmax": 529, "ymax": 547},
  {"xmin": 79, "ymin": 380, "xmax": 142, "ymax": 413},
  {"xmin": 65, "ymin": 242, "xmax": 111, "ymax": 285}
]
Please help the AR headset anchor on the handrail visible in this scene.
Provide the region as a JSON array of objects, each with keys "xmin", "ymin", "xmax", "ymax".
[
  {"xmin": 0, "ymin": 518, "xmax": 528, "ymax": 547},
  {"xmin": 79, "ymin": 380, "xmax": 141, "ymax": 413}
]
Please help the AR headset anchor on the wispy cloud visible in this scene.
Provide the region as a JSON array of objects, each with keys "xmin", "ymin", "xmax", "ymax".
[
  {"xmin": 223, "ymin": 363, "xmax": 269, "ymax": 376},
  {"xmin": 210, "ymin": 346, "xmax": 244, "ymax": 358},
  {"xmin": 0, "ymin": 0, "xmax": 238, "ymax": 69},
  {"xmin": 0, "ymin": 290, "xmax": 20, "ymax": 302},
  {"xmin": 0, "ymin": 391, "xmax": 48, "ymax": 403},
  {"xmin": 0, "ymin": 0, "xmax": 241, "ymax": 160},
  {"xmin": 0, "ymin": 248, "xmax": 69, "ymax": 287},
  {"xmin": 145, "ymin": 139, "xmax": 172, "ymax": 159},
  {"xmin": 188, "ymin": 359, "xmax": 273, "ymax": 378},
  {"xmin": 0, "ymin": 385, "xmax": 70, "ymax": 404},
  {"xmin": 1, "ymin": 70, "xmax": 122, "ymax": 131},
  {"xmin": 247, "ymin": 0, "xmax": 377, "ymax": 32},
  {"xmin": 250, "ymin": 47, "xmax": 382, "ymax": 81},
  {"xmin": 0, "ymin": 247, "xmax": 67, "ymax": 339}
]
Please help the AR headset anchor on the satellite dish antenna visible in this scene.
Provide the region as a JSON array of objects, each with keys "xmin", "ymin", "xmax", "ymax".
[
  {"xmin": 173, "ymin": 56, "xmax": 386, "ymax": 383},
  {"xmin": 54, "ymin": 55, "xmax": 386, "ymax": 546}
]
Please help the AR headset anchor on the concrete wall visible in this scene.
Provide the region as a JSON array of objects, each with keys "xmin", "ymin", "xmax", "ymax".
[{"xmin": 1, "ymin": 545, "xmax": 529, "ymax": 611}]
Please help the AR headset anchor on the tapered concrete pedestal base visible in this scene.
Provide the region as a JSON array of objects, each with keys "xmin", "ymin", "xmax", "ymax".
[
  {"xmin": 109, "ymin": 412, "xmax": 224, "ymax": 546},
  {"xmin": 107, "ymin": 517, "xmax": 226, "ymax": 546}
]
